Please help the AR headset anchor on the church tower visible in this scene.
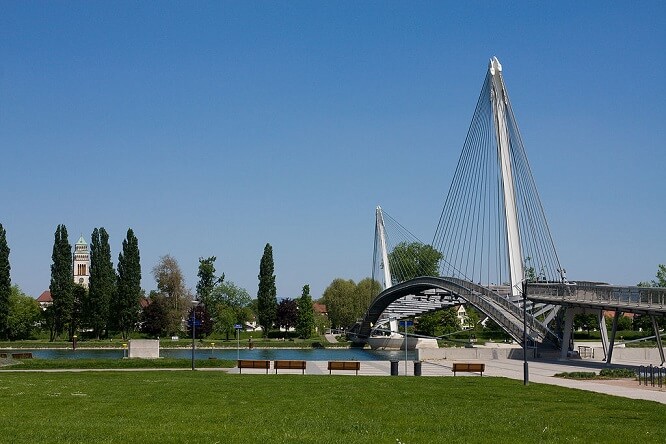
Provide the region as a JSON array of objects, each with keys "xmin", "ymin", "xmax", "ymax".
[{"xmin": 73, "ymin": 235, "xmax": 90, "ymax": 288}]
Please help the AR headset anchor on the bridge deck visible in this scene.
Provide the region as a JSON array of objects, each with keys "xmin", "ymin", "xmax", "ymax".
[{"xmin": 527, "ymin": 283, "xmax": 666, "ymax": 315}]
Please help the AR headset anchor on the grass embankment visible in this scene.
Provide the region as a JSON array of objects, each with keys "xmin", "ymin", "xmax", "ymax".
[
  {"xmin": 0, "ymin": 358, "xmax": 234, "ymax": 370},
  {"xmin": 0, "ymin": 335, "xmax": 350, "ymax": 349},
  {"xmin": 1, "ymin": 373, "xmax": 664, "ymax": 443}
]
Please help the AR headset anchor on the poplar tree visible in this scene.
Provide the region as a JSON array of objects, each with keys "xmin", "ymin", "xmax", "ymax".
[
  {"xmin": 115, "ymin": 228, "xmax": 141, "ymax": 339},
  {"xmin": 296, "ymin": 284, "xmax": 315, "ymax": 339},
  {"xmin": 196, "ymin": 256, "xmax": 222, "ymax": 309},
  {"xmin": 88, "ymin": 227, "xmax": 115, "ymax": 338},
  {"xmin": 0, "ymin": 223, "xmax": 11, "ymax": 340},
  {"xmin": 257, "ymin": 243, "xmax": 277, "ymax": 336},
  {"xmin": 50, "ymin": 224, "xmax": 73, "ymax": 341}
]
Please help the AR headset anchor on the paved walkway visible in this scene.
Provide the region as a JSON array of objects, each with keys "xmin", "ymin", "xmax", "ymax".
[
  {"xmin": 231, "ymin": 358, "xmax": 666, "ymax": 404},
  {"xmin": 324, "ymin": 333, "xmax": 338, "ymax": 343}
]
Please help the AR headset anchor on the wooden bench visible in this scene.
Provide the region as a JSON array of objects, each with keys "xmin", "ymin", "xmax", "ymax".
[
  {"xmin": 452, "ymin": 362, "xmax": 485, "ymax": 376},
  {"xmin": 328, "ymin": 361, "xmax": 360, "ymax": 375},
  {"xmin": 237, "ymin": 359, "xmax": 270, "ymax": 374},
  {"xmin": 11, "ymin": 352, "xmax": 33, "ymax": 359},
  {"xmin": 274, "ymin": 360, "xmax": 306, "ymax": 374}
]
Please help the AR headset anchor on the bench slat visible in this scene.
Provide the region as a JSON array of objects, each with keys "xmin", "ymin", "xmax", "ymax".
[
  {"xmin": 274, "ymin": 360, "xmax": 306, "ymax": 374},
  {"xmin": 452, "ymin": 362, "xmax": 485, "ymax": 376},
  {"xmin": 237, "ymin": 360, "xmax": 270, "ymax": 374},
  {"xmin": 327, "ymin": 361, "xmax": 360, "ymax": 375}
]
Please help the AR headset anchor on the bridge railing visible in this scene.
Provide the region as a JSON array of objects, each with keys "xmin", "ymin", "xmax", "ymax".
[
  {"xmin": 527, "ymin": 282, "xmax": 666, "ymax": 312},
  {"xmin": 445, "ymin": 277, "xmax": 523, "ymax": 320},
  {"xmin": 443, "ymin": 277, "xmax": 547, "ymax": 342}
]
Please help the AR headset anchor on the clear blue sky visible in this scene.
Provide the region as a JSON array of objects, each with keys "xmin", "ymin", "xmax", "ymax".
[{"xmin": 1, "ymin": 1, "xmax": 664, "ymax": 299}]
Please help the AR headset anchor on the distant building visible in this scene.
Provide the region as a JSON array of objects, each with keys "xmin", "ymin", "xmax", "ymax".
[
  {"xmin": 313, "ymin": 302, "xmax": 327, "ymax": 316},
  {"xmin": 37, "ymin": 234, "xmax": 91, "ymax": 307},
  {"xmin": 37, "ymin": 290, "xmax": 53, "ymax": 310},
  {"xmin": 454, "ymin": 305, "xmax": 470, "ymax": 329},
  {"xmin": 73, "ymin": 235, "xmax": 90, "ymax": 288}
]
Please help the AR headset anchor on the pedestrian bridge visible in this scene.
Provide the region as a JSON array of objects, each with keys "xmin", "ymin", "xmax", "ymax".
[
  {"xmin": 348, "ymin": 276, "xmax": 559, "ymax": 346},
  {"xmin": 527, "ymin": 282, "xmax": 666, "ymax": 316},
  {"xmin": 356, "ymin": 57, "xmax": 666, "ymax": 365}
]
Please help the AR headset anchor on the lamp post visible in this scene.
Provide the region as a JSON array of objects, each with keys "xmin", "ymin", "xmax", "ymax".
[
  {"xmin": 191, "ymin": 300, "xmax": 199, "ymax": 371},
  {"xmin": 522, "ymin": 279, "xmax": 529, "ymax": 386}
]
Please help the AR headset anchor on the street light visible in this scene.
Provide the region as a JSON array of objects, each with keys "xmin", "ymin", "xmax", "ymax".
[
  {"xmin": 191, "ymin": 299, "xmax": 200, "ymax": 371},
  {"xmin": 522, "ymin": 279, "xmax": 529, "ymax": 386}
]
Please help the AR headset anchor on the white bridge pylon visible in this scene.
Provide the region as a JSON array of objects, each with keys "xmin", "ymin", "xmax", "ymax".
[
  {"xmin": 489, "ymin": 57, "xmax": 524, "ymax": 297},
  {"xmin": 375, "ymin": 206, "xmax": 399, "ymax": 333},
  {"xmin": 366, "ymin": 56, "xmax": 567, "ymax": 346}
]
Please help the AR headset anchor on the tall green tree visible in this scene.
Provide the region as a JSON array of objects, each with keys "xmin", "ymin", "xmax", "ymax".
[
  {"xmin": 257, "ymin": 243, "xmax": 277, "ymax": 336},
  {"xmin": 196, "ymin": 256, "xmax": 223, "ymax": 309},
  {"xmin": 320, "ymin": 278, "xmax": 357, "ymax": 328},
  {"xmin": 209, "ymin": 280, "xmax": 252, "ymax": 340},
  {"xmin": 387, "ymin": 241, "xmax": 443, "ymax": 283},
  {"xmin": 50, "ymin": 224, "xmax": 73, "ymax": 341},
  {"xmin": 296, "ymin": 284, "xmax": 315, "ymax": 339},
  {"xmin": 354, "ymin": 278, "xmax": 381, "ymax": 318},
  {"xmin": 87, "ymin": 227, "xmax": 115, "ymax": 338},
  {"xmin": 7, "ymin": 285, "xmax": 41, "ymax": 340},
  {"xmin": 115, "ymin": 228, "xmax": 141, "ymax": 339},
  {"xmin": 0, "ymin": 223, "xmax": 10, "ymax": 339}
]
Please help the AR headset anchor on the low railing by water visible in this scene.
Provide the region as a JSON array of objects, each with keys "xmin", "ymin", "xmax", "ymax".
[{"xmin": 638, "ymin": 365, "xmax": 665, "ymax": 388}]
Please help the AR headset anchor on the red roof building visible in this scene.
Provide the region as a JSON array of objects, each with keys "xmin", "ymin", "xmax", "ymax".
[{"xmin": 37, "ymin": 290, "xmax": 53, "ymax": 310}]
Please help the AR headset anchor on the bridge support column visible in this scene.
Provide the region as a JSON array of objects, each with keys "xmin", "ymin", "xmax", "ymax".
[
  {"xmin": 560, "ymin": 307, "xmax": 579, "ymax": 359},
  {"xmin": 606, "ymin": 311, "xmax": 620, "ymax": 365},
  {"xmin": 651, "ymin": 315, "xmax": 665, "ymax": 366},
  {"xmin": 598, "ymin": 310, "xmax": 609, "ymax": 361}
]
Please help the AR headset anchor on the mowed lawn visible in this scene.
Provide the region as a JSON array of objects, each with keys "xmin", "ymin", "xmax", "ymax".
[{"xmin": 0, "ymin": 371, "xmax": 664, "ymax": 443}]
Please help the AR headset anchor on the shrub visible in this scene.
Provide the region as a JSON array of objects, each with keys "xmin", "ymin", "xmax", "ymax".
[
  {"xmin": 554, "ymin": 371, "xmax": 597, "ymax": 379},
  {"xmin": 599, "ymin": 368, "xmax": 636, "ymax": 378}
]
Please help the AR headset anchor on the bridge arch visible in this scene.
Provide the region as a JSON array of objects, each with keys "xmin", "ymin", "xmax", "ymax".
[{"xmin": 350, "ymin": 276, "xmax": 556, "ymax": 346}]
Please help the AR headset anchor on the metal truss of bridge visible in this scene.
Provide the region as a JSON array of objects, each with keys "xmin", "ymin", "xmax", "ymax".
[{"xmin": 350, "ymin": 57, "xmax": 666, "ymax": 365}]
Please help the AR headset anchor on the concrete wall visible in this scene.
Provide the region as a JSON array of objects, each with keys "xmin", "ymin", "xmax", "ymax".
[
  {"xmin": 588, "ymin": 347, "xmax": 663, "ymax": 363},
  {"xmin": 128, "ymin": 339, "xmax": 160, "ymax": 359},
  {"xmin": 416, "ymin": 345, "xmax": 664, "ymax": 364},
  {"xmin": 416, "ymin": 347, "xmax": 530, "ymax": 361}
]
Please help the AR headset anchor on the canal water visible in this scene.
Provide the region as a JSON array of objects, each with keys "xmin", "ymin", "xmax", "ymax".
[{"xmin": 1, "ymin": 348, "xmax": 416, "ymax": 361}]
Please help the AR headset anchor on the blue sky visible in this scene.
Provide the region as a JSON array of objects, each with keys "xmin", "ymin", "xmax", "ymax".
[{"xmin": 1, "ymin": 1, "xmax": 664, "ymax": 299}]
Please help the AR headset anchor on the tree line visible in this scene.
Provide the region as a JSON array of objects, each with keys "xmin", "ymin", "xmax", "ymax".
[
  {"xmin": 46, "ymin": 225, "xmax": 141, "ymax": 341},
  {"xmin": 0, "ymin": 227, "xmax": 321, "ymax": 341},
  {"xmin": 4, "ymin": 225, "xmax": 662, "ymax": 342}
]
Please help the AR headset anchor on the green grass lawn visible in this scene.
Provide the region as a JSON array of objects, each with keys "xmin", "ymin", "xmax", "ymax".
[
  {"xmin": 0, "ymin": 358, "xmax": 235, "ymax": 370},
  {"xmin": 0, "ymin": 372, "xmax": 664, "ymax": 443}
]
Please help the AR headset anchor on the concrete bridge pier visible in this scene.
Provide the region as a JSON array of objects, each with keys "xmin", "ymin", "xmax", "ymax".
[{"xmin": 560, "ymin": 307, "xmax": 581, "ymax": 359}]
